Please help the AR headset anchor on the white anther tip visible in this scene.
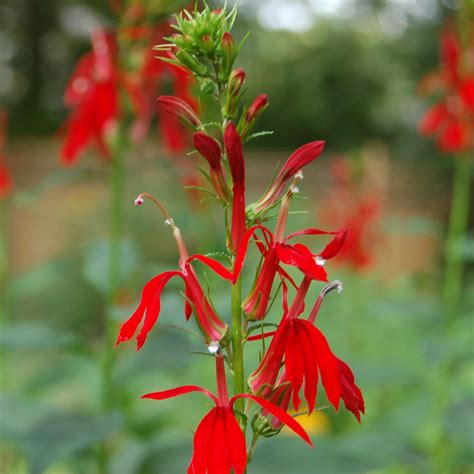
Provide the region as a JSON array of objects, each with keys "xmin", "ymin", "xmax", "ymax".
[
  {"xmin": 134, "ymin": 197, "xmax": 144, "ymax": 206},
  {"xmin": 208, "ymin": 341, "xmax": 220, "ymax": 355},
  {"xmin": 315, "ymin": 256, "xmax": 326, "ymax": 266},
  {"xmin": 295, "ymin": 170, "xmax": 304, "ymax": 180}
]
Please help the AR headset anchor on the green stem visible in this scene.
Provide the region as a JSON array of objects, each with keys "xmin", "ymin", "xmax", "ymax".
[
  {"xmin": 98, "ymin": 131, "xmax": 127, "ymax": 473},
  {"xmin": 442, "ymin": 156, "xmax": 472, "ymax": 322},
  {"xmin": 231, "ymin": 275, "xmax": 245, "ymax": 426}
]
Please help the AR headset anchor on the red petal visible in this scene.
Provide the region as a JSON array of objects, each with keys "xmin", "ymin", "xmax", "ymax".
[
  {"xmin": 298, "ymin": 323, "xmax": 319, "ymax": 414},
  {"xmin": 136, "ymin": 271, "xmax": 182, "ymax": 350},
  {"xmin": 285, "ymin": 323, "xmax": 304, "ymax": 411},
  {"xmin": 285, "ymin": 227, "xmax": 336, "ymax": 241},
  {"xmin": 337, "ymin": 358, "xmax": 365, "ymax": 422},
  {"xmin": 234, "ymin": 225, "xmax": 273, "ymax": 278},
  {"xmin": 232, "ymin": 393, "xmax": 313, "ymax": 447},
  {"xmin": 188, "ymin": 407, "xmax": 218, "ymax": 474},
  {"xmin": 142, "ymin": 385, "xmax": 218, "ymax": 404},
  {"xmin": 193, "ymin": 132, "xmax": 222, "ymax": 171},
  {"xmin": 224, "ymin": 407, "xmax": 247, "ymax": 474},
  {"xmin": 187, "ymin": 254, "xmax": 235, "ymax": 282},
  {"xmin": 276, "ymin": 141, "xmax": 325, "ymax": 184},
  {"xmin": 320, "ymin": 230, "xmax": 347, "ymax": 260},
  {"xmin": 276, "ymin": 243, "xmax": 328, "ymax": 282},
  {"xmin": 308, "ymin": 324, "xmax": 341, "ymax": 410}
]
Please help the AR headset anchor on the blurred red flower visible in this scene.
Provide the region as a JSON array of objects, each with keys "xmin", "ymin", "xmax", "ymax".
[
  {"xmin": 60, "ymin": 22, "xmax": 196, "ymax": 165},
  {"xmin": 418, "ymin": 23, "xmax": 474, "ymax": 153},
  {"xmin": 318, "ymin": 156, "xmax": 381, "ymax": 271}
]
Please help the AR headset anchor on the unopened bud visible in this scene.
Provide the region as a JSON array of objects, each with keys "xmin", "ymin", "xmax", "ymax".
[
  {"xmin": 221, "ymin": 32, "xmax": 237, "ymax": 79},
  {"xmin": 175, "ymin": 50, "xmax": 208, "ymax": 76},
  {"xmin": 246, "ymin": 94, "xmax": 268, "ymax": 123},
  {"xmin": 224, "ymin": 69, "xmax": 246, "ymax": 118},
  {"xmin": 157, "ymin": 96, "xmax": 201, "ymax": 129},
  {"xmin": 239, "ymin": 94, "xmax": 269, "ymax": 140}
]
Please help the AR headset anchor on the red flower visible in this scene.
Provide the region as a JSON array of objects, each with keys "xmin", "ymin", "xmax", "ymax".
[
  {"xmin": 238, "ymin": 224, "xmax": 346, "ymax": 320},
  {"xmin": 61, "ymin": 29, "xmax": 119, "ymax": 165},
  {"xmin": 142, "ymin": 354, "xmax": 312, "ymax": 474},
  {"xmin": 418, "ymin": 23, "xmax": 474, "ymax": 153},
  {"xmin": 116, "ymin": 216, "xmax": 232, "ymax": 349},
  {"xmin": 251, "ymin": 141, "xmax": 325, "ymax": 216},
  {"xmin": 250, "ymin": 280, "xmax": 364, "ymax": 421},
  {"xmin": 224, "ymin": 123, "xmax": 246, "ymax": 251},
  {"xmin": 249, "ymin": 316, "xmax": 341, "ymax": 414}
]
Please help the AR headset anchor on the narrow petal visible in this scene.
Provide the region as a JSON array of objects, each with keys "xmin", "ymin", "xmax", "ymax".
[
  {"xmin": 187, "ymin": 254, "xmax": 235, "ymax": 282},
  {"xmin": 142, "ymin": 385, "xmax": 218, "ymax": 404},
  {"xmin": 285, "ymin": 323, "xmax": 304, "ymax": 411},
  {"xmin": 188, "ymin": 408, "xmax": 218, "ymax": 474},
  {"xmin": 232, "ymin": 394, "xmax": 313, "ymax": 447},
  {"xmin": 298, "ymin": 323, "xmax": 319, "ymax": 414},
  {"xmin": 224, "ymin": 407, "xmax": 247, "ymax": 474},
  {"xmin": 308, "ymin": 324, "xmax": 341, "ymax": 410},
  {"xmin": 136, "ymin": 271, "xmax": 183, "ymax": 350},
  {"xmin": 115, "ymin": 272, "xmax": 178, "ymax": 347},
  {"xmin": 319, "ymin": 230, "xmax": 347, "ymax": 260}
]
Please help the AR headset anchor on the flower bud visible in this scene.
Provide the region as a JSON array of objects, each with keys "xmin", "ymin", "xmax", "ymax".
[
  {"xmin": 224, "ymin": 69, "xmax": 246, "ymax": 119},
  {"xmin": 175, "ymin": 50, "xmax": 208, "ymax": 77},
  {"xmin": 221, "ymin": 32, "xmax": 238, "ymax": 80},
  {"xmin": 194, "ymin": 132, "xmax": 229, "ymax": 202},
  {"xmin": 239, "ymin": 94, "xmax": 269, "ymax": 140},
  {"xmin": 157, "ymin": 96, "xmax": 201, "ymax": 129},
  {"xmin": 246, "ymin": 94, "xmax": 268, "ymax": 123}
]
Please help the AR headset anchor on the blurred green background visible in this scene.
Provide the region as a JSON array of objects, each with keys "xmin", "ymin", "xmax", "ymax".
[{"xmin": 1, "ymin": 0, "xmax": 473, "ymax": 473}]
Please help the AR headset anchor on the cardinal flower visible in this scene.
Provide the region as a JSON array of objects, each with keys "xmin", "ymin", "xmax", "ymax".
[
  {"xmin": 418, "ymin": 23, "xmax": 474, "ymax": 153},
  {"xmin": 61, "ymin": 29, "xmax": 119, "ymax": 164},
  {"xmin": 238, "ymin": 219, "xmax": 346, "ymax": 320},
  {"xmin": 248, "ymin": 280, "xmax": 362, "ymax": 417},
  {"xmin": 142, "ymin": 354, "xmax": 312, "ymax": 474},
  {"xmin": 115, "ymin": 195, "xmax": 233, "ymax": 349}
]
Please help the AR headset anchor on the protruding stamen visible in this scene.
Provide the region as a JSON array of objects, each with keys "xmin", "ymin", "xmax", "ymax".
[
  {"xmin": 134, "ymin": 192, "xmax": 172, "ymax": 221},
  {"xmin": 295, "ymin": 170, "xmax": 304, "ymax": 181},
  {"xmin": 308, "ymin": 279, "xmax": 343, "ymax": 324}
]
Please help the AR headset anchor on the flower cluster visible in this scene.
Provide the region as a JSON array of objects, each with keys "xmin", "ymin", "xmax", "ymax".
[
  {"xmin": 0, "ymin": 109, "xmax": 13, "ymax": 199},
  {"xmin": 60, "ymin": 1, "xmax": 196, "ymax": 165},
  {"xmin": 116, "ymin": 5, "xmax": 364, "ymax": 472},
  {"xmin": 418, "ymin": 22, "xmax": 474, "ymax": 153}
]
